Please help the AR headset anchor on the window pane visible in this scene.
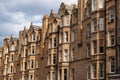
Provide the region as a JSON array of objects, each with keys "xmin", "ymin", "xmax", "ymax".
[
  {"xmin": 99, "ymin": 0, "xmax": 104, "ymax": 8},
  {"xmin": 99, "ymin": 18, "xmax": 104, "ymax": 31}
]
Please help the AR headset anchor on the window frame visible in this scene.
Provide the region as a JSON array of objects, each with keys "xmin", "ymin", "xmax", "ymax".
[
  {"xmin": 108, "ymin": 7, "xmax": 115, "ymax": 22},
  {"xmin": 92, "ymin": 63, "xmax": 97, "ymax": 79},
  {"xmin": 110, "ymin": 57, "xmax": 115, "ymax": 73},
  {"xmin": 64, "ymin": 50, "xmax": 68, "ymax": 62},
  {"xmin": 92, "ymin": 18, "xmax": 97, "ymax": 32},
  {"xmin": 99, "ymin": 63, "xmax": 104, "ymax": 79},
  {"xmin": 92, "ymin": 0, "xmax": 97, "ymax": 11},
  {"xmin": 99, "ymin": 18, "xmax": 104, "ymax": 31}
]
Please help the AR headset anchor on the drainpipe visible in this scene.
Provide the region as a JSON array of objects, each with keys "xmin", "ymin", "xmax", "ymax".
[
  {"xmin": 104, "ymin": 0, "xmax": 107, "ymax": 80},
  {"xmin": 115, "ymin": 0, "xmax": 119, "ymax": 75}
]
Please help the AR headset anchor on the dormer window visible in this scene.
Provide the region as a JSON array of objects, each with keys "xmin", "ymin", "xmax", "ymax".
[
  {"xmin": 0, "ymin": 51, "xmax": 2, "ymax": 57},
  {"xmin": 65, "ymin": 15, "xmax": 69, "ymax": 26},
  {"xmin": 25, "ymin": 37, "xmax": 28, "ymax": 44},
  {"xmin": 61, "ymin": 16, "xmax": 64, "ymax": 26},
  {"xmin": 54, "ymin": 23, "xmax": 58, "ymax": 32},
  {"xmin": 6, "ymin": 47, "xmax": 8, "ymax": 53},
  {"xmin": 11, "ymin": 44, "xmax": 14, "ymax": 51},
  {"xmin": 49, "ymin": 24, "xmax": 52, "ymax": 33},
  {"xmin": 32, "ymin": 33, "xmax": 36, "ymax": 41}
]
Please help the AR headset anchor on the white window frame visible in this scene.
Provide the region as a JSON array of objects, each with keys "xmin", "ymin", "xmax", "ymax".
[
  {"xmin": 54, "ymin": 23, "xmax": 57, "ymax": 32},
  {"xmin": 109, "ymin": 7, "xmax": 115, "ymax": 22},
  {"xmin": 31, "ymin": 60, "xmax": 34, "ymax": 69},
  {"xmin": 59, "ymin": 51, "xmax": 62, "ymax": 62},
  {"xmin": 32, "ymin": 33, "xmax": 36, "ymax": 41},
  {"xmin": 64, "ymin": 50, "xmax": 68, "ymax": 61},
  {"xmin": 99, "ymin": 18, "xmax": 104, "ymax": 31},
  {"xmin": 52, "ymin": 72, "xmax": 55, "ymax": 80},
  {"xmin": 65, "ymin": 15, "xmax": 69, "ymax": 26},
  {"xmin": 92, "ymin": 0, "xmax": 97, "ymax": 11},
  {"xmin": 99, "ymin": 0, "xmax": 104, "ymax": 9},
  {"xmin": 64, "ymin": 32, "xmax": 68, "ymax": 43}
]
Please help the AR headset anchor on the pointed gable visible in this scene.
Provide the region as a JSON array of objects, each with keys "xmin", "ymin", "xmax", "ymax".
[
  {"xmin": 58, "ymin": 2, "xmax": 73, "ymax": 16},
  {"xmin": 22, "ymin": 26, "xmax": 28, "ymax": 38},
  {"xmin": 49, "ymin": 10, "xmax": 60, "ymax": 23},
  {"xmin": 9, "ymin": 35, "xmax": 18, "ymax": 45},
  {"xmin": 29, "ymin": 22, "xmax": 35, "ymax": 35}
]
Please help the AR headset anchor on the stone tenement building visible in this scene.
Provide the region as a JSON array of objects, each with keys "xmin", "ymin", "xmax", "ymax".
[{"xmin": 0, "ymin": 0, "xmax": 120, "ymax": 80}]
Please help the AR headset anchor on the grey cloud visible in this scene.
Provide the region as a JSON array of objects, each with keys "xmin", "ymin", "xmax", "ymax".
[{"xmin": 0, "ymin": 0, "xmax": 77, "ymax": 45}]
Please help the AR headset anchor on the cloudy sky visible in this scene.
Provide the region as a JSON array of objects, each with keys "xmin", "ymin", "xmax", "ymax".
[{"xmin": 0, "ymin": 0, "xmax": 77, "ymax": 46}]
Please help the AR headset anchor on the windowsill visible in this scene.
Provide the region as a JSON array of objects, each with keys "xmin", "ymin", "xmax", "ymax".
[
  {"xmin": 99, "ymin": 30, "xmax": 105, "ymax": 32},
  {"xmin": 100, "ymin": 53, "xmax": 104, "ymax": 54},
  {"xmin": 107, "ymin": 72, "xmax": 115, "ymax": 75},
  {"xmin": 107, "ymin": 45, "xmax": 115, "ymax": 48},
  {"xmin": 99, "ymin": 77, "xmax": 104, "ymax": 79},
  {"xmin": 59, "ymin": 42, "xmax": 69, "ymax": 45},
  {"xmin": 99, "ymin": 8, "xmax": 105, "ymax": 11},
  {"xmin": 91, "ymin": 8, "xmax": 104, "ymax": 14},
  {"xmin": 92, "ymin": 78, "xmax": 97, "ymax": 80},
  {"xmin": 91, "ymin": 31, "xmax": 97, "ymax": 34},
  {"xmin": 106, "ymin": 0, "xmax": 112, "ymax": 2},
  {"xmin": 91, "ymin": 10, "xmax": 98, "ymax": 14}
]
